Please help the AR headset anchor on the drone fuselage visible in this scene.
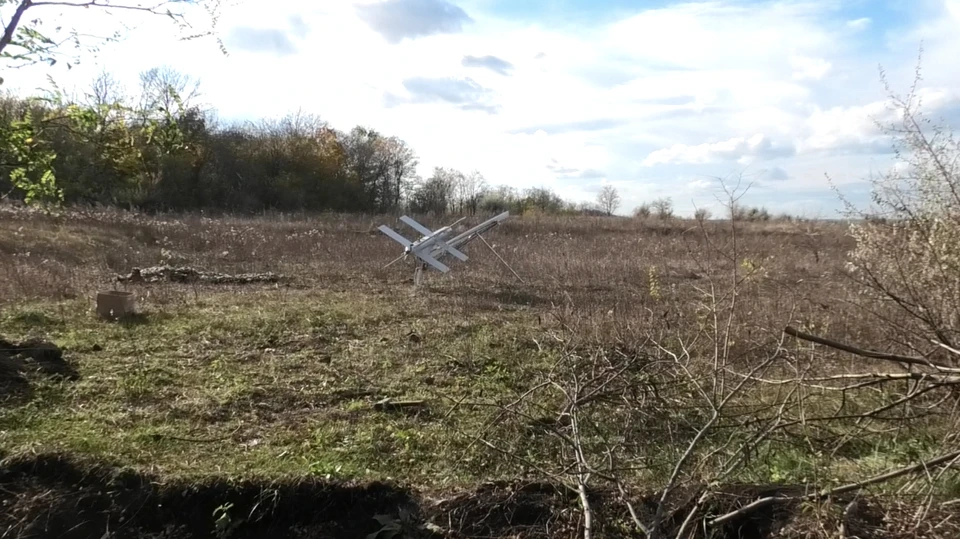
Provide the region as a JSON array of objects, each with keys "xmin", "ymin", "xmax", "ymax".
[{"xmin": 406, "ymin": 226, "xmax": 453, "ymax": 254}]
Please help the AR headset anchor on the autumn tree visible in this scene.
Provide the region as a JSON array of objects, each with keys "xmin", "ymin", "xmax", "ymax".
[
  {"xmin": 338, "ymin": 126, "xmax": 417, "ymax": 212},
  {"xmin": 0, "ymin": 0, "xmax": 224, "ymax": 205},
  {"xmin": 0, "ymin": 70, "xmax": 592, "ymax": 214},
  {"xmin": 523, "ymin": 186, "xmax": 565, "ymax": 214},
  {"xmin": 409, "ymin": 167, "xmax": 456, "ymax": 214},
  {"xmin": 377, "ymin": 135, "xmax": 418, "ymax": 212}
]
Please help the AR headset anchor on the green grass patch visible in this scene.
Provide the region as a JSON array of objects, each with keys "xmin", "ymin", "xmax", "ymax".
[{"xmin": 0, "ymin": 287, "xmax": 554, "ymax": 484}]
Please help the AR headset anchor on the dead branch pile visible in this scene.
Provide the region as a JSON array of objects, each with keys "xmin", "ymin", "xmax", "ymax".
[{"xmin": 116, "ymin": 265, "xmax": 283, "ymax": 285}]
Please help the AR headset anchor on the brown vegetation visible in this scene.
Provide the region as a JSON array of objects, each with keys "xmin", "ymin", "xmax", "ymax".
[{"xmin": 2, "ymin": 201, "xmax": 958, "ymax": 538}]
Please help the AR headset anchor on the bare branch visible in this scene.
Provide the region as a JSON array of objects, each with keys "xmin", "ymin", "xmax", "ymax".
[
  {"xmin": 29, "ymin": 0, "xmax": 175, "ymax": 12},
  {"xmin": 0, "ymin": 1, "xmax": 33, "ymax": 57},
  {"xmin": 784, "ymin": 326, "xmax": 959, "ymax": 372}
]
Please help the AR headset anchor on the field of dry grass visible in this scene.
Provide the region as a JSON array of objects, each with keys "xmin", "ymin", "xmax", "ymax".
[{"xmin": 1, "ymin": 205, "xmax": 957, "ymax": 538}]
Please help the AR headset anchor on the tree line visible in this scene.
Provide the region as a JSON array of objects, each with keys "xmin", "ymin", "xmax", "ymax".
[{"xmin": 0, "ymin": 68, "xmax": 625, "ymax": 216}]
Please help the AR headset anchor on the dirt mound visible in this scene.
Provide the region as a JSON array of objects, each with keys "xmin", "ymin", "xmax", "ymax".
[
  {"xmin": 116, "ymin": 265, "xmax": 283, "ymax": 285},
  {"xmin": 0, "ymin": 337, "xmax": 77, "ymax": 401}
]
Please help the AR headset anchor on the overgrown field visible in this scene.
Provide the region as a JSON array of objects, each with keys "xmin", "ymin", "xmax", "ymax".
[{"xmin": 1, "ymin": 206, "xmax": 958, "ymax": 538}]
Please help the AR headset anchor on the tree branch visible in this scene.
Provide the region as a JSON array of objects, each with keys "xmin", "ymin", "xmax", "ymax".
[
  {"xmin": 29, "ymin": 0, "xmax": 178, "ymax": 13},
  {"xmin": 0, "ymin": 0, "xmax": 33, "ymax": 57},
  {"xmin": 784, "ymin": 326, "xmax": 959, "ymax": 372}
]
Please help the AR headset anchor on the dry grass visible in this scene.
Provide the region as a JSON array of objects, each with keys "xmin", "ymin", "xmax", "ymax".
[
  {"xmin": 1, "ymin": 205, "xmax": 956, "ymax": 538},
  {"xmin": 0, "ymin": 206, "xmax": 857, "ymax": 330}
]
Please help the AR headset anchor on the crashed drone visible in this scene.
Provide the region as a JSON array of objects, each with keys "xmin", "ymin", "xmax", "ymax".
[{"xmin": 378, "ymin": 211, "xmax": 519, "ymax": 285}]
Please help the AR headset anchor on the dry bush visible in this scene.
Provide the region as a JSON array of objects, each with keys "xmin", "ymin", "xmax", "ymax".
[
  {"xmin": 839, "ymin": 64, "xmax": 960, "ymax": 360},
  {"xmin": 632, "ymin": 204, "xmax": 652, "ymax": 219},
  {"xmin": 465, "ymin": 179, "xmax": 960, "ymax": 538}
]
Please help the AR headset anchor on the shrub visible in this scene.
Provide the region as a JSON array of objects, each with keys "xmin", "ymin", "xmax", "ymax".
[
  {"xmin": 651, "ymin": 197, "xmax": 673, "ymax": 220},
  {"xmin": 632, "ymin": 204, "xmax": 651, "ymax": 219},
  {"xmin": 840, "ymin": 62, "xmax": 960, "ymax": 357}
]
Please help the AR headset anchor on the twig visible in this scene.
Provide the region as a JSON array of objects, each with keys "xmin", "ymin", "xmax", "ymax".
[
  {"xmin": 674, "ymin": 491, "xmax": 709, "ymax": 539},
  {"xmin": 731, "ymin": 369, "xmax": 960, "ymax": 385},
  {"xmin": 616, "ymin": 480, "xmax": 650, "ymax": 536},
  {"xmin": 474, "ymin": 437, "xmax": 568, "ymax": 485}
]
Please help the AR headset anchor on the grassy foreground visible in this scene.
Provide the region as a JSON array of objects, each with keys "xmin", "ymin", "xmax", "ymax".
[{"xmin": 1, "ymin": 284, "xmax": 554, "ymax": 484}]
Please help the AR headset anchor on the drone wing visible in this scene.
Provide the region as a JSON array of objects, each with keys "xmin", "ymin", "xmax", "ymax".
[
  {"xmin": 428, "ymin": 236, "xmax": 468, "ymax": 261},
  {"xmin": 399, "ymin": 215, "xmax": 433, "ymax": 236},
  {"xmin": 414, "ymin": 248, "xmax": 451, "ymax": 273},
  {"xmin": 378, "ymin": 225, "xmax": 412, "ymax": 247}
]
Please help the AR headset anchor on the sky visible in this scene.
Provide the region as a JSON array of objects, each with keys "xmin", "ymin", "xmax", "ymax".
[{"xmin": 4, "ymin": 0, "xmax": 960, "ymax": 216}]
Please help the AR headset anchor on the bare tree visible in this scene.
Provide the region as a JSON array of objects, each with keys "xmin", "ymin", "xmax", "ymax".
[
  {"xmin": 452, "ymin": 169, "xmax": 487, "ymax": 215},
  {"xmin": 651, "ymin": 197, "xmax": 673, "ymax": 220},
  {"xmin": 85, "ymin": 70, "xmax": 126, "ymax": 109},
  {"xmin": 137, "ymin": 66, "xmax": 202, "ymax": 118},
  {"xmin": 596, "ymin": 185, "xmax": 620, "ymax": 216}
]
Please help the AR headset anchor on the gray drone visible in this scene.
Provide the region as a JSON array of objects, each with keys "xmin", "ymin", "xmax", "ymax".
[{"xmin": 378, "ymin": 211, "xmax": 520, "ymax": 284}]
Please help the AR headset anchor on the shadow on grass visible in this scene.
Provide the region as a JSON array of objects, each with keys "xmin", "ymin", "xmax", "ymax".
[
  {"xmin": 0, "ymin": 375, "xmax": 33, "ymax": 406},
  {"xmin": 0, "ymin": 453, "xmax": 909, "ymax": 539}
]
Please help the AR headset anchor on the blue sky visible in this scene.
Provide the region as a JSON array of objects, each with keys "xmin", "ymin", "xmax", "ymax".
[{"xmin": 4, "ymin": 0, "xmax": 960, "ymax": 216}]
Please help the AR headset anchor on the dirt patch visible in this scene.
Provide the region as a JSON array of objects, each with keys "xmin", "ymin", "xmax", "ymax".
[
  {"xmin": 116, "ymin": 265, "xmax": 283, "ymax": 285},
  {"xmin": 0, "ymin": 337, "xmax": 77, "ymax": 402}
]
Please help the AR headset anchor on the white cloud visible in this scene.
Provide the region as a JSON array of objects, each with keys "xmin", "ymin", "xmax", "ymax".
[
  {"xmin": 687, "ymin": 178, "xmax": 714, "ymax": 191},
  {"xmin": 2, "ymin": 0, "xmax": 959, "ymax": 216},
  {"xmin": 796, "ymin": 87, "xmax": 960, "ymax": 155},
  {"xmin": 846, "ymin": 17, "xmax": 871, "ymax": 31},
  {"xmin": 790, "ymin": 55, "xmax": 832, "ymax": 81},
  {"xmin": 642, "ymin": 134, "xmax": 793, "ymax": 166}
]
